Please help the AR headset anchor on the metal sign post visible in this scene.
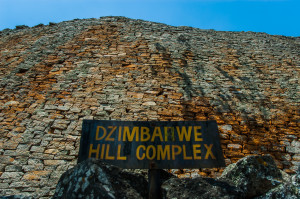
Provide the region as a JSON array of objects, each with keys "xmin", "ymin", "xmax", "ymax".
[{"xmin": 148, "ymin": 168, "xmax": 162, "ymax": 199}]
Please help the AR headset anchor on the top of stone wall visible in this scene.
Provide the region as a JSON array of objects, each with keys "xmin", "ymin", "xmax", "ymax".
[{"xmin": 1, "ymin": 16, "xmax": 299, "ymax": 38}]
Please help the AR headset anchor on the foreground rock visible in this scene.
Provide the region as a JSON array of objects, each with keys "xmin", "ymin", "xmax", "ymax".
[
  {"xmin": 219, "ymin": 155, "xmax": 283, "ymax": 198},
  {"xmin": 0, "ymin": 196, "xmax": 31, "ymax": 199},
  {"xmin": 52, "ymin": 159, "xmax": 148, "ymax": 199},
  {"xmin": 52, "ymin": 155, "xmax": 299, "ymax": 199},
  {"xmin": 256, "ymin": 166, "xmax": 300, "ymax": 199},
  {"xmin": 162, "ymin": 177, "xmax": 243, "ymax": 199},
  {"xmin": 162, "ymin": 155, "xmax": 300, "ymax": 199}
]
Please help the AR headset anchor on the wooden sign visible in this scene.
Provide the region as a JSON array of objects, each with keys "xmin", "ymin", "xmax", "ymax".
[{"xmin": 78, "ymin": 120, "xmax": 225, "ymax": 169}]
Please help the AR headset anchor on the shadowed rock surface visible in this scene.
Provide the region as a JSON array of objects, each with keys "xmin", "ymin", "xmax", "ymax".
[
  {"xmin": 52, "ymin": 159, "xmax": 148, "ymax": 199},
  {"xmin": 255, "ymin": 183, "xmax": 300, "ymax": 199},
  {"xmin": 0, "ymin": 196, "xmax": 31, "ymax": 199},
  {"xmin": 161, "ymin": 155, "xmax": 299, "ymax": 199},
  {"xmin": 2, "ymin": 155, "xmax": 299, "ymax": 198},
  {"xmin": 219, "ymin": 155, "xmax": 283, "ymax": 198},
  {"xmin": 50, "ymin": 155, "xmax": 300, "ymax": 199},
  {"xmin": 162, "ymin": 177, "xmax": 244, "ymax": 199},
  {"xmin": 255, "ymin": 166, "xmax": 300, "ymax": 199}
]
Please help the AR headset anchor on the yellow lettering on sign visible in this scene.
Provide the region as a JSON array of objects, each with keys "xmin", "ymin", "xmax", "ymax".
[
  {"xmin": 136, "ymin": 145, "xmax": 146, "ymax": 160},
  {"xmin": 146, "ymin": 145, "xmax": 156, "ymax": 160},
  {"xmin": 118, "ymin": 126, "xmax": 122, "ymax": 141},
  {"xmin": 176, "ymin": 126, "xmax": 192, "ymax": 141},
  {"xmin": 204, "ymin": 144, "xmax": 216, "ymax": 159},
  {"xmin": 117, "ymin": 144, "xmax": 127, "ymax": 160},
  {"xmin": 105, "ymin": 126, "xmax": 116, "ymax": 141},
  {"xmin": 157, "ymin": 145, "xmax": 170, "ymax": 160},
  {"xmin": 141, "ymin": 127, "xmax": 150, "ymax": 141},
  {"xmin": 172, "ymin": 145, "xmax": 182, "ymax": 160},
  {"xmin": 151, "ymin": 127, "xmax": 163, "ymax": 142},
  {"xmin": 89, "ymin": 144, "xmax": 100, "ymax": 158},
  {"xmin": 105, "ymin": 144, "xmax": 114, "ymax": 160},
  {"xmin": 194, "ymin": 126, "xmax": 203, "ymax": 141},
  {"xmin": 165, "ymin": 127, "xmax": 175, "ymax": 141},
  {"xmin": 101, "ymin": 144, "xmax": 105, "ymax": 159},
  {"xmin": 123, "ymin": 126, "xmax": 139, "ymax": 141},
  {"xmin": 95, "ymin": 126, "xmax": 106, "ymax": 140},
  {"xmin": 182, "ymin": 145, "xmax": 192, "ymax": 160},
  {"xmin": 193, "ymin": 144, "xmax": 201, "ymax": 160}
]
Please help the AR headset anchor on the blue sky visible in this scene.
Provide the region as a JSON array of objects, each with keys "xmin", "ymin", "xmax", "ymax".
[{"xmin": 0, "ymin": 0, "xmax": 299, "ymax": 37}]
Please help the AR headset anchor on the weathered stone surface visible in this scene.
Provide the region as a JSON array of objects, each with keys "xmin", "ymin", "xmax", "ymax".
[
  {"xmin": 0, "ymin": 196, "xmax": 31, "ymax": 199},
  {"xmin": 255, "ymin": 183, "xmax": 300, "ymax": 199},
  {"xmin": 292, "ymin": 167, "xmax": 300, "ymax": 184},
  {"xmin": 162, "ymin": 177, "xmax": 243, "ymax": 199},
  {"xmin": 162, "ymin": 156, "xmax": 300, "ymax": 199},
  {"xmin": 0, "ymin": 172, "xmax": 23, "ymax": 180},
  {"xmin": 52, "ymin": 159, "xmax": 148, "ymax": 199},
  {"xmin": 219, "ymin": 155, "xmax": 283, "ymax": 198},
  {"xmin": 256, "ymin": 166, "xmax": 300, "ymax": 199}
]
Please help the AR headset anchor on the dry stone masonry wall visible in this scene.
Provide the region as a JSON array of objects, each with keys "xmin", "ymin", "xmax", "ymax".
[{"xmin": 0, "ymin": 16, "xmax": 299, "ymax": 198}]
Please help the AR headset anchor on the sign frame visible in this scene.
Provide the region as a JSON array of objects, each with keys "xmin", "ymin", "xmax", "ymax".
[{"xmin": 78, "ymin": 120, "xmax": 225, "ymax": 169}]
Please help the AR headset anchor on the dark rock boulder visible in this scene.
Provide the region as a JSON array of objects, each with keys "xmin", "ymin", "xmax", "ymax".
[
  {"xmin": 52, "ymin": 159, "xmax": 148, "ymax": 199},
  {"xmin": 254, "ymin": 182, "xmax": 300, "ymax": 199},
  {"xmin": 0, "ymin": 196, "xmax": 31, "ymax": 199},
  {"xmin": 255, "ymin": 166, "xmax": 300, "ymax": 199},
  {"xmin": 52, "ymin": 155, "xmax": 299, "ymax": 199},
  {"xmin": 291, "ymin": 166, "xmax": 300, "ymax": 184},
  {"xmin": 162, "ymin": 177, "xmax": 244, "ymax": 199},
  {"xmin": 162, "ymin": 155, "xmax": 297, "ymax": 199},
  {"xmin": 219, "ymin": 155, "xmax": 283, "ymax": 198}
]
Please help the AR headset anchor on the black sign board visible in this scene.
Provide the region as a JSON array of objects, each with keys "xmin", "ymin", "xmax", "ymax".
[{"xmin": 78, "ymin": 120, "xmax": 225, "ymax": 169}]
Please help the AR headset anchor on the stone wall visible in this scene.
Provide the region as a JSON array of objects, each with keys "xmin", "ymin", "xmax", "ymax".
[{"xmin": 0, "ymin": 16, "xmax": 299, "ymax": 198}]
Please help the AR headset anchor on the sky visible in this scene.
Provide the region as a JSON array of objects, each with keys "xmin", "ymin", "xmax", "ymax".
[{"xmin": 0, "ymin": 0, "xmax": 299, "ymax": 37}]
